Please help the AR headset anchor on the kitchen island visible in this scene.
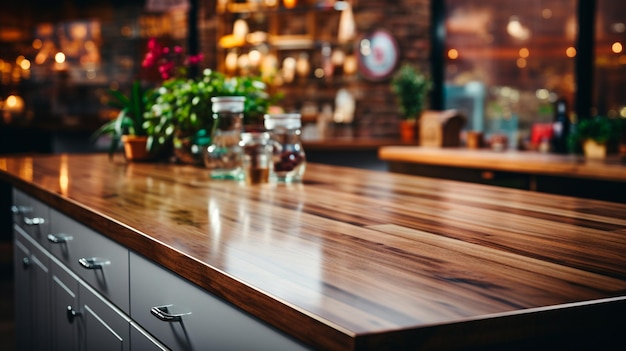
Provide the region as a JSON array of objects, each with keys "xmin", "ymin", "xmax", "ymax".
[
  {"xmin": 379, "ymin": 146, "xmax": 626, "ymax": 203},
  {"xmin": 1, "ymin": 153, "xmax": 625, "ymax": 350}
]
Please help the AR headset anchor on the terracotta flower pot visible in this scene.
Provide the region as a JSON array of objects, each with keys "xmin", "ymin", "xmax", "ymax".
[
  {"xmin": 121, "ymin": 135, "xmax": 152, "ymax": 161},
  {"xmin": 399, "ymin": 120, "xmax": 417, "ymax": 142}
]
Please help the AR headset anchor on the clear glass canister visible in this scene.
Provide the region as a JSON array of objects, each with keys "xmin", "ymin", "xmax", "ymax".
[
  {"xmin": 240, "ymin": 132, "xmax": 273, "ymax": 185},
  {"xmin": 204, "ymin": 96, "xmax": 246, "ymax": 180},
  {"xmin": 264, "ymin": 113, "xmax": 306, "ymax": 182}
]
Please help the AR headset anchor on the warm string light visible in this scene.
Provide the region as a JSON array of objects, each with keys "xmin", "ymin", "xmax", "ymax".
[
  {"xmin": 283, "ymin": 0, "xmax": 297, "ymax": 9},
  {"xmin": 296, "ymin": 53, "xmax": 310, "ymax": 78},
  {"xmin": 343, "ymin": 55, "xmax": 357, "ymax": 75},
  {"xmin": 448, "ymin": 49, "xmax": 459, "ymax": 60},
  {"xmin": 55, "ymin": 52, "xmax": 66, "ymax": 64},
  {"xmin": 519, "ymin": 47, "xmax": 529, "ymax": 58},
  {"xmin": 517, "ymin": 47, "xmax": 529, "ymax": 68},
  {"xmin": 566, "ymin": 47, "xmax": 576, "ymax": 58}
]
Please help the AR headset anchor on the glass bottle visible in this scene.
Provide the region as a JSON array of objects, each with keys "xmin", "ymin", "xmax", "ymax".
[
  {"xmin": 551, "ymin": 98, "xmax": 570, "ymax": 154},
  {"xmin": 240, "ymin": 132, "xmax": 273, "ymax": 185},
  {"xmin": 204, "ymin": 96, "xmax": 245, "ymax": 180},
  {"xmin": 264, "ymin": 113, "xmax": 306, "ymax": 182}
]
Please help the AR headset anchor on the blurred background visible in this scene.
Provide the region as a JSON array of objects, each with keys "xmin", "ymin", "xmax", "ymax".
[{"xmin": 0, "ymin": 0, "xmax": 625, "ymax": 153}]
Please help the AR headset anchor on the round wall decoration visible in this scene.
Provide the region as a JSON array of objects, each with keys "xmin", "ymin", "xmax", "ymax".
[{"xmin": 357, "ymin": 29, "xmax": 400, "ymax": 81}]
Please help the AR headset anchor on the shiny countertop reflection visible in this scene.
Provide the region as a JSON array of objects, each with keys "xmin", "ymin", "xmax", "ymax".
[{"xmin": 2, "ymin": 153, "xmax": 626, "ymax": 350}]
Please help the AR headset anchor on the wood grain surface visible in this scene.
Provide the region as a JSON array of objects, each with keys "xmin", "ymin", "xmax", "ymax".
[
  {"xmin": 1, "ymin": 154, "xmax": 625, "ymax": 350},
  {"xmin": 379, "ymin": 146, "xmax": 626, "ymax": 182}
]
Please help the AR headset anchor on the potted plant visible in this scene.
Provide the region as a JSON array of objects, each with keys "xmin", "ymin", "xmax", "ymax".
[
  {"xmin": 142, "ymin": 69, "xmax": 274, "ymax": 165},
  {"xmin": 93, "ymin": 37, "xmax": 208, "ymax": 162},
  {"xmin": 390, "ymin": 64, "xmax": 430, "ymax": 141},
  {"xmin": 92, "ymin": 80, "xmax": 153, "ymax": 161},
  {"xmin": 571, "ymin": 115, "xmax": 622, "ymax": 159}
]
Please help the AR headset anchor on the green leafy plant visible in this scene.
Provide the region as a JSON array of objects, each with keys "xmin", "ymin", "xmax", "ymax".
[
  {"xmin": 143, "ymin": 69, "xmax": 274, "ymax": 153},
  {"xmin": 571, "ymin": 116, "xmax": 622, "ymax": 144},
  {"xmin": 390, "ymin": 64, "xmax": 431, "ymax": 120},
  {"xmin": 91, "ymin": 80, "xmax": 150, "ymax": 157}
]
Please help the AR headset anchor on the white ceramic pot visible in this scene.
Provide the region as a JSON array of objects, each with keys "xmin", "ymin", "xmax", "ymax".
[{"xmin": 583, "ymin": 139, "xmax": 607, "ymax": 159}]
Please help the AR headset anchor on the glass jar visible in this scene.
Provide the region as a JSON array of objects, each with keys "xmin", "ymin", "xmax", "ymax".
[
  {"xmin": 204, "ymin": 96, "xmax": 246, "ymax": 179},
  {"xmin": 264, "ymin": 113, "xmax": 306, "ymax": 182},
  {"xmin": 240, "ymin": 132, "xmax": 273, "ymax": 185}
]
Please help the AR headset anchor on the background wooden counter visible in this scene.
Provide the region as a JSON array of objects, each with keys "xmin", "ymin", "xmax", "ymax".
[
  {"xmin": 1, "ymin": 154, "xmax": 626, "ymax": 350},
  {"xmin": 379, "ymin": 146, "xmax": 626, "ymax": 203},
  {"xmin": 303, "ymin": 138, "xmax": 418, "ymax": 171}
]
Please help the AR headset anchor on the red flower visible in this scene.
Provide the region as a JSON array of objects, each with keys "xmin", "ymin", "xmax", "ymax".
[{"xmin": 141, "ymin": 38, "xmax": 201, "ymax": 81}]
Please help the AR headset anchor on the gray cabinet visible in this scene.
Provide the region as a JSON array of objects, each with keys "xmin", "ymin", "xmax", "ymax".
[
  {"xmin": 13, "ymin": 227, "xmax": 52, "ymax": 351},
  {"xmin": 12, "ymin": 189, "xmax": 134, "ymax": 351},
  {"xmin": 130, "ymin": 251, "xmax": 308, "ymax": 351},
  {"xmin": 12, "ymin": 188, "xmax": 309, "ymax": 350}
]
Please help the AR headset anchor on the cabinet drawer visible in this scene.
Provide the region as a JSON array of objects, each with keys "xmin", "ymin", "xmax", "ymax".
[
  {"xmin": 79, "ymin": 276, "xmax": 131, "ymax": 351},
  {"xmin": 130, "ymin": 321, "xmax": 169, "ymax": 351},
  {"xmin": 129, "ymin": 252, "xmax": 309, "ymax": 351},
  {"xmin": 14, "ymin": 227, "xmax": 53, "ymax": 351},
  {"xmin": 50, "ymin": 254, "xmax": 81, "ymax": 351},
  {"xmin": 12, "ymin": 188, "xmax": 51, "ymax": 250},
  {"xmin": 49, "ymin": 207, "xmax": 130, "ymax": 313}
]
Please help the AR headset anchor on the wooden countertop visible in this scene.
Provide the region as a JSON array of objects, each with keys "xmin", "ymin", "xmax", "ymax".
[
  {"xmin": 1, "ymin": 154, "xmax": 626, "ymax": 350},
  {"xmin": 379, "ymin": 146, "xmax": 626, "ymax": 183}
]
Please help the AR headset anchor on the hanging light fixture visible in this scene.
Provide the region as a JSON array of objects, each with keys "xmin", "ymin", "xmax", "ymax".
[
  {"xmin": 337, "ymin": 1, "xmax": 355, "ymax": 43},
  {"xmin": 233, "ymin": 19, "xmax": 249, "ymax": 40}
]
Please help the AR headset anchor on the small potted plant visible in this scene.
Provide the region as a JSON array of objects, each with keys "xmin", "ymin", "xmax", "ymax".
[
  {"xmin": 93, "ymin": 37, "xmax": 204, "ymax": 161},
  {"xmin": 92, "ymin": 80, "xmax": 152, "ymax": 161},
  {"xmin": 390, "ymin": 64, "xmax": 430, "ymax": 141},
  {"xmin": 571, "ymin": 115, "xmax": 622, "ymax": 159}
]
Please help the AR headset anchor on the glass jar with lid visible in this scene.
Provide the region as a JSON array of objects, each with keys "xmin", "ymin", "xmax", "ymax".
[
  {"xmin": 204, "ymin": 96, "xmax": 245, "ymax": 179},
  {"xmin": 240, "ymin": 132, "xmax": 273, "ymax": 185},
  {"xmin": 264, "ymin": 113, "xmax": 306, "ymax": 182}
]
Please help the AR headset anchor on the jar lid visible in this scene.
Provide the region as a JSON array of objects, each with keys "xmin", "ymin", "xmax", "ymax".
[
  {"xmin": 264, "ymin": 113, "xmax": 302, "ymax": 129},
  {"xmin": 211, "ymin": 96, "xmax": 246, "ymax": 112}
]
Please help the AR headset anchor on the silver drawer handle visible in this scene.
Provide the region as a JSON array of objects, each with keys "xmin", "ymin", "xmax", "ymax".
[
  {"xmin": 11, "ymin": 205, "xmax": 32, "ymax": 214},
  {"xmin": 150, "ymin": 305, "xmax": 191, "ymax": 323},
  {"xmin": 47, "ymin": 233, "xmax": 74, "ymax": 244},
  {"xmin": 78, "ymin": 257, "xmax": 111, "ymax": 270},
  {"xmin": 24, "ymin": 217, "xmax": 45, "ymax": 225}
]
